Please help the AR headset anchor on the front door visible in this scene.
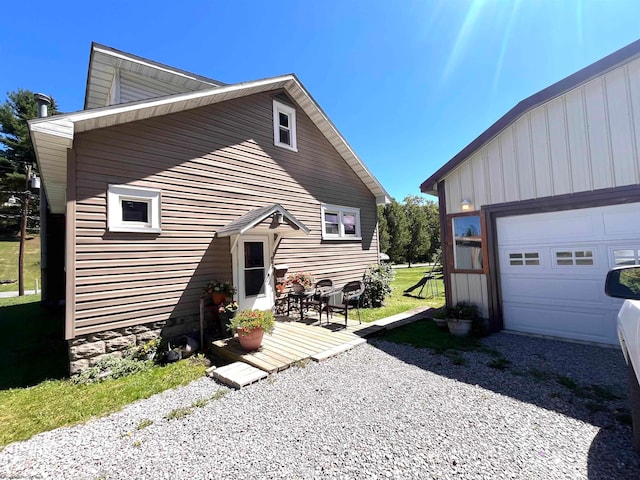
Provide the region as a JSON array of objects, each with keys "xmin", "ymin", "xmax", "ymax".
[{"xmin": 236, "ymin": 235, "xmax": 274, "ymax": 311}]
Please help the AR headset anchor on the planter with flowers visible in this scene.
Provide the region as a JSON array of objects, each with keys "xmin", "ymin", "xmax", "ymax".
[
  {"xmin": 228, "ymin": 309, "xmax": 275, "ymax": 352},
  {"xmin": 446, "ymin": 302, "xmax": 480, "ymax": 337},
  {"xmin": 203, "ymin": 280, "xmax": 236, "ymax": 305},
  {"xmin": 286, "ymin": 272, "xmax": 315, "ymax": 294}
]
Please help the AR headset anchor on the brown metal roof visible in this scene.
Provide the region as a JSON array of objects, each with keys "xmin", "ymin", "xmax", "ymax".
[{"xmin": 420, "ymin": 38, "xmax": 640, "ymax": 195}]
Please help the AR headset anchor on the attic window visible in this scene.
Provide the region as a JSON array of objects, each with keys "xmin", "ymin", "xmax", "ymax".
[
  {"xmin": 273, "ymin": 100, "xmax": 297, "ymax": 151},
  {"xmin": 107, "ymin": 185, "xmax": 161, "ymax": 233}
]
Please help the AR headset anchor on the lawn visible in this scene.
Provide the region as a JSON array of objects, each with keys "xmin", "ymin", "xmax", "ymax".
[
  {"xmin": 0, "ymin": 266, "xmax": 443, "ymax": 449},
  {"xmin": 358, "ymin": 266, "xmax": 445, "ymax": 322},
  {"xmin": 0, "ymin": 235, "xmax": 41, "ymax": 293}
]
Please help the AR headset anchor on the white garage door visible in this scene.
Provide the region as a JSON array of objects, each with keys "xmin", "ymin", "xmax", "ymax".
[{"xmin": 497, "ymin": 202, "xmax": 640, "ymax": 345}]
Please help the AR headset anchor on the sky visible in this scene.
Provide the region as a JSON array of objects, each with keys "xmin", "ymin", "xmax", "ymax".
[{"xmin": 3, "ymin": 0, "xmax": 640, "ymax": 202}]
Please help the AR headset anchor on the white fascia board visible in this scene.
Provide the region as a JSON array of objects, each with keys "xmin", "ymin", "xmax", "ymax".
[
  {"xmin": 29, "ymin": 118, "xmax": 74, "ymax": 141},
  {"xmin": 286, "ymin": 77, "xmax": 391, "ymax": 205}
]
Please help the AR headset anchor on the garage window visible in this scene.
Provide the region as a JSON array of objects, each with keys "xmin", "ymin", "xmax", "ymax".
[
  {"xmin": 613, "ymin": 249, "xmax": 640, "ymax": 266},
  {"xmin": 509, "ymin": 252, "xmax": 540, "ymax": 266},
  {"xmin": 554, "ymin": 249, "xmax": 594, "ymax": 266},
  {"xmin": 451, "ymin": 214, "xmax": 483, "ymax": 271}
]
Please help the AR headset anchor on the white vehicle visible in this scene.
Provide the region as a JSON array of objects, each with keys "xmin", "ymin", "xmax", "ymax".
[{"xmin": 605, "ymin": 265, "xmax": 640, "ymax": 451}]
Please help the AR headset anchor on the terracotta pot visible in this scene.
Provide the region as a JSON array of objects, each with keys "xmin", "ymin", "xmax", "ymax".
[
  {"xmin": 236, "ymin": 327, "xmax": 265, "ymax": 352},
  {"xmin": 212, "ymin": 292, "xmax": 227, "ymax": 304}
]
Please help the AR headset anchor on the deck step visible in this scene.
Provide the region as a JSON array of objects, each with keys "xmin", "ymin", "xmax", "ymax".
[
  {"xmin": 209, "ymin": 361, "xmax": 268, "ymax": 389},
  {"xmin": 311, "ymin": 337, "xmax": 367, "ymax": 361}
]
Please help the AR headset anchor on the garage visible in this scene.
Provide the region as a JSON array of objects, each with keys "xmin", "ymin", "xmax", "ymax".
[{"xmin": 497, "ymin": 202, "xmax": 640, "ymax": 345}]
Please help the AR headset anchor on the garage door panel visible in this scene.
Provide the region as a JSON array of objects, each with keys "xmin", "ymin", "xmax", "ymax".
[
  {"xmin": 498, "ymin": 202, "xmax": 640, "ymax": 346},
  {"xmin": 501, "ymin": 276, "xmax": 606, "ymax": 308},
  {"xmin": 502, "ymin": 302, "xmax": 614, "ymax": 344}
]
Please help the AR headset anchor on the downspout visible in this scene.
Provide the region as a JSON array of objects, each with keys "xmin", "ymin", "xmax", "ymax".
[{"xmin": 34, "ymin": 93, "xmax": 51, "ymax": 303}]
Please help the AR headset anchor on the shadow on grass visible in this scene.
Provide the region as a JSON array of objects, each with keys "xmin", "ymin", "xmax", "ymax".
[{"xmin": 0, "ymin": 300, "xmax": 67, "ymax": 389}]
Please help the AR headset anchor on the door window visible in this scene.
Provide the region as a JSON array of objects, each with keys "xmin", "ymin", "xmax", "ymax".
[{"xmin": 244, "ymin": 241, "xmax": 265, "ymax": 297}]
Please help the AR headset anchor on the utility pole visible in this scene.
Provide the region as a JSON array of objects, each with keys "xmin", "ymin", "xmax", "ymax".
[{"xmin": 18, "ymin": 165, "xmax": 31, "ymax": 296}]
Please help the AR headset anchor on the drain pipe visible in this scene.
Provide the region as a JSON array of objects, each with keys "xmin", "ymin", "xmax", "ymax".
[{"xmin": 35, "ymin": 93, "xmax": 51, "ymax": 302}]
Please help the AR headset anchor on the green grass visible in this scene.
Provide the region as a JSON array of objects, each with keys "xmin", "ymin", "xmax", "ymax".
[
  {"xmin": 377, "ymin": 317, "xmax": 481, "ymax": 353},
  {"xmin": 0, "ymin": 235, "xmax": 41, "ymax": 293},
  {"xmin": 0, "ymin": 357, "xmax": 207, "ymax": 448},
  {"xmin": 356, "ymin": 267, "xmax": 445, "ymax": 323},
  {"xmin": 0, "ymin": 294, "xmax": 67, "ymax": 389}
]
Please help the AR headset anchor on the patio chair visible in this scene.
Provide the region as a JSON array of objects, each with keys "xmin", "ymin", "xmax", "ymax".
[
  {"xmin": 305, "ymin": 279, "xmax": 334, "ymax": 324},
  {"xmin": 330, "ymin": 280, "xmax": 365, "ymax": 328}
]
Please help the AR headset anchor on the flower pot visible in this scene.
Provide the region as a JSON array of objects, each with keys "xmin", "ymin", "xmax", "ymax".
[
  {"xmin": 291, "ymin": 282, "xmax": 305, "ymax": 294},
  {"xmin": 218, "ymin": 310, "xmax": 237, "ymax": 336},
  {"xmin": 432, "ymin": 317, "xmax": 448, "ymax": 329},
  {"xmin": 447, "ymin": 319, "xmax": 473, "ymax": 337},
  {"xmin": 212, "ymin": 292, "xmax": 227, "ymax": 304},
  {"xmin": 236, "ymin": 327, "xmax": 265, "ymax": 352}
]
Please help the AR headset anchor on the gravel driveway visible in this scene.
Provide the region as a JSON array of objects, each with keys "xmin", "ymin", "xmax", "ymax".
[{"xmin": 1, "ymin": 332, "xmax": 639, "ymax": 479}]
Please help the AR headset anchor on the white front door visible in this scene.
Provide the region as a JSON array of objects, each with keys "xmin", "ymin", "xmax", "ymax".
[{"xmin": 235, "ymin": 235, "xmax": 274, "ymax": 311}]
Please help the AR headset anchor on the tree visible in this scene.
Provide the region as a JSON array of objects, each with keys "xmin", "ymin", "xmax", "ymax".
[
  {"xmin": 0, "ymin": 89, "xmax": 59, "ymax": 174},
  {"xmin": 0, "ymin": 89, "xmax": 59, "ymax": 295},
  {"xmin": 383, "ymin": 199, "xmax": 408, "ymax": 263},
  {"xmin": 377, "ymin": 204, "xmax": 390, "ymax": 254},
  {"xmin": 422, "ymin": 199, "xmax": 440, "ymax": 262},
  {"xmin": 403, "ymin": 195, "xmax": 429, "ymax": 267}
]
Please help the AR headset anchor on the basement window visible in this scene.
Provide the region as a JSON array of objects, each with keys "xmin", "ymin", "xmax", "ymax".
[
  {"xmin": 273, "ymin": 99, "xmax": 297, "ymax": 151},
  {"xmin": 107, "ymin": 185, "xmax": 161, "ymax": 233}
]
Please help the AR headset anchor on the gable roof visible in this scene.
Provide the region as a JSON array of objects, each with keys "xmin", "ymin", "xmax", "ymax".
[
  {"xmin": 85, "ymin": 43, "xmax": 224, "ymax": 109},
  {"xmin": 30, "ymin": 48, "xmax": 391, "ymax": 214},
  {"xmin": 420, "ymin": 38, "xmax": 640, "ymax": 195},
  {"xmin": 215, "ymin": 204, "xmax": 310, "ymax": 237}
]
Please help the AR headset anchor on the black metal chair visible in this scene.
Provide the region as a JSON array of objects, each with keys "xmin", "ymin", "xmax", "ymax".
[
  {"xmin": 330, "ymin": 280, "xmax": 365, "ymax": 327},
  {"xmin": 305, "ymin": 279, "xmax": 334, "ymax": 324}
]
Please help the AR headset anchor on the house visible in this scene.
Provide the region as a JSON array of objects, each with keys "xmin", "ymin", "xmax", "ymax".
[
  {"xmin": 421, "ymin": 39, "xmax": 640, "ymax": 346},
  {"xmin": 29, "ymin": 43, "xmax": 390, "ymax": 373}
]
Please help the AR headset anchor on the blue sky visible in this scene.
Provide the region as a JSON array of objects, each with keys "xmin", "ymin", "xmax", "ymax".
[{"xmin": 3, "ymin": 0, "xmax": 640, "ymax": 202}]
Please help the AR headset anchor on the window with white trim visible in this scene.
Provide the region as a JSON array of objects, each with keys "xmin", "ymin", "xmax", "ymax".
[
  {"xmin": 554, "ymin": 249, "xmax": 594, "ymax": 266},
  {"xmin": 321, "ymin": 204, "xmax": 361, "ymax": 240},
  {"xmin": 107, "ymin": 184, "xmax": 161, "ymax": 233},
  {"xmin": 612, "ymin": 248, "xmax": 640, "ymax": 266},
  {"xmin": 509, "ymin": 252, "xmax": 540, "ymax": 266},
  {"xmin": 273, "ymin": 99, "xmax": 297, "ymax": 151}
]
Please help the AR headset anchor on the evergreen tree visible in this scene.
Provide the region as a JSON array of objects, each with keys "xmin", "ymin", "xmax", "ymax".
[
  {"xmin": 422, "ymin": 199, "xmax": 440, "ymax": 261},
  {"xmin": 377, "ymin": 204, "xmax": 390, "ymax": 254}
]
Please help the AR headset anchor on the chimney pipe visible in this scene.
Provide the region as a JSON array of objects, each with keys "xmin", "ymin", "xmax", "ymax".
[
  {"xmin": 35, "ymin": 92, "xmax": 52, "ymax": 303},
  {"xmin": 35, "ymin": 93, "xmax": 51, "ymax": 118}
]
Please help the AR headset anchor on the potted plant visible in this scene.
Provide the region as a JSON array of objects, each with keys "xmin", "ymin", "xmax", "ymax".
[
  {"xmin": 431, "ymin": 306, "xmax": 450, "ymax": 329},
  {"xmin": 228, "ymin": 309, "xmax": 275, "ymax": 351},
  {"xmin": 217, "ymin": 301, "xmax": 239, "ymax": 334},
  {"xmin": 203, "ymin": 280, "xmax": 236, "ymax": 304},
  {"xmin": 446, "ymin": 302, "xmax": 479, "ymax": 336},
  {"xmin": 286, "ymin": 272, "xmax": 315, "ymax": 293}
]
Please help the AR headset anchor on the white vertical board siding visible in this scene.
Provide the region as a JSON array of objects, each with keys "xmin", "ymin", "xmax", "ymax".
[
  {"xmin": 451, "ymin": 273, "xmax": 489, "ymax": 317},
  {"xmin": 444, "ymin": 56, "xmax": 640, "ymax": 215}
]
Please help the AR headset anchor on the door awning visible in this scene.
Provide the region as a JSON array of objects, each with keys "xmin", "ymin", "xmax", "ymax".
[{"xmin": 215, "ymin": 204, "xmax": 310, "ymax": 238}]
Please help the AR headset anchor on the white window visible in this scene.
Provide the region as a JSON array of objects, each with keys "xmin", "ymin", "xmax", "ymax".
[
  {"xmin": 612, "ymin": 248, "xmax": 640, "ymax": 266},
  {"xmin": 107, "ymin": 184, "xmax": 161, "ymax": 233},
  {"xmin": 321, "ymin": 204, "xmax": 361, "ymax": 240},
  {"xmin": 554, "ymin": 249, "xmax": 595, "ymax": 266},
  {"xmin": 509, "ymin": 252, "xmax": 540, "ymax": 266},
  {"xmin": 273, "ymin": 100, "xmax": 297, "ymax": 151}
]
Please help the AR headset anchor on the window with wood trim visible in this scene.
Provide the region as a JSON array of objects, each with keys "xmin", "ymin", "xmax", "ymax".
[
  {"xmin": 273, "ymin": 100, "xmax": 297, "ymax": 151},
  {"xmin": 107, "ymin": 184, "xmax": 161, "ymax": 233},
  {"xmin": 321, "ymin": 204, "xmax": 361, "ymax": 240},
  {"xmin": 450, "ymin": 213, "xmax": 484, "ymax": 272}
]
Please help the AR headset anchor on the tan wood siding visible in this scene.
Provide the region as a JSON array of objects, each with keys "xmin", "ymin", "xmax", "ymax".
[
  {"xmin": 445, "ymin": 56, "xmax": 640, "ymax": 215},
  {"xmin": 71, "ymin": 91, "xmax": 378, "ymax": 337},
  {"xmin": 450, "ymin": 273, "xmax": 488, "ymax": 317},
  {"xmin": 119, "ymin": 70, "xmax": 206, "ymax": 104}
]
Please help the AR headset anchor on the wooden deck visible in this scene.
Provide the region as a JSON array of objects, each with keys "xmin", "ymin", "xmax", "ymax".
[{"xmin": 209, "ymin": 306, "xmax": 431, "ymax": 379}]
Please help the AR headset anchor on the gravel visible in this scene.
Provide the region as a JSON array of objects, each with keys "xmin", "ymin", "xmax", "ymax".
[{"xmin": 1, "ymin": 332, "xmax": 640, "ymax": 479}]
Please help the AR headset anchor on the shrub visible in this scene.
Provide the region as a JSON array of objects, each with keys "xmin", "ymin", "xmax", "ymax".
[{"xmin": 361, "ymin": 263, "xmax": 395, "ymax": 308}]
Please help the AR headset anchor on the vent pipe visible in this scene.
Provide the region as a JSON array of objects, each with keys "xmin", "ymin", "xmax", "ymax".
[{"xmin": 35, "ymin": 93, "xmax": 52, "ymax": 302}]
